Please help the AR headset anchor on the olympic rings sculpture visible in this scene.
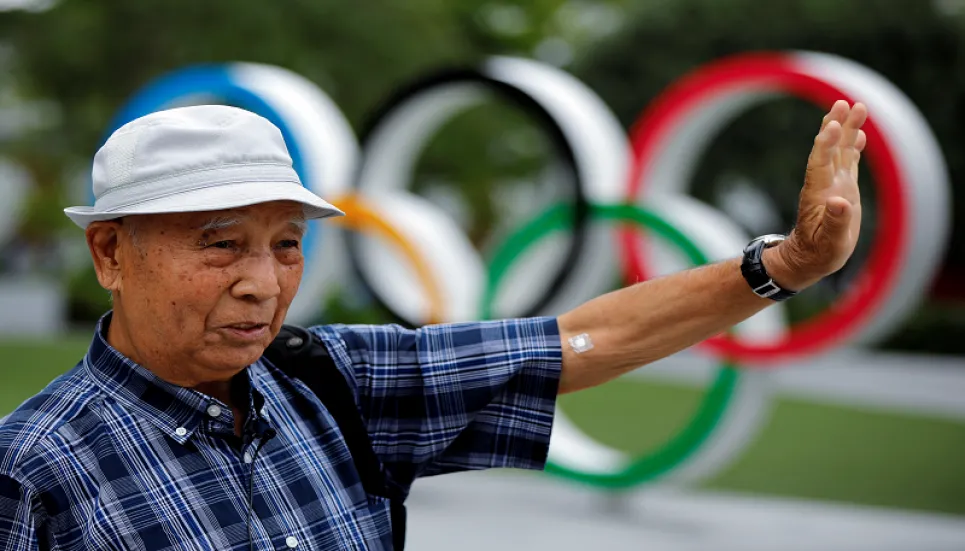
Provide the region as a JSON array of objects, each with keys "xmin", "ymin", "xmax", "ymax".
[
  {"xmin": 624, "ymin": 52, "xmax": 951, "ymax": 365},
  {"xmin": 100, "ymin": 52, "xmax": 950, "ymax": 490}
]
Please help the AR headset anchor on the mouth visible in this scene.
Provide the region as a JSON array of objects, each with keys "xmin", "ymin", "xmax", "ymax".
[{"xmin": 222, "ymin": 322, "xmax": 270, "ymax": 341}]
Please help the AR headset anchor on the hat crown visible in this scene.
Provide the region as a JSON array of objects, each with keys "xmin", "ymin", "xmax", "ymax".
[
  {"xmin": 64, "ymin": 103, "xmax": 342, "ymax": 230},
  {"xmin": 92, "ymin": 105, "xmax": 295, "ymax": 199}
]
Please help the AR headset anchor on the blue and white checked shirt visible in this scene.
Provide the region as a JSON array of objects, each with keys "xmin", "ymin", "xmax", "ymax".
[{"xmin": 0, "ymin": 313, "xmax": 562, "ymax": 550}]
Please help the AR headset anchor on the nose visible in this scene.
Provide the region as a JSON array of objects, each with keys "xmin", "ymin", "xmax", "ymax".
[{"xmin": 230, "ymin": 250, "xmax": 282, "ymax": 303}]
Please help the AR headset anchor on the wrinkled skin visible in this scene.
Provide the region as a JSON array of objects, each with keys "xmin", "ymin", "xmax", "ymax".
[{"xmin": 86, "ymin": 200, "xmax": 306, "ymax": 410}]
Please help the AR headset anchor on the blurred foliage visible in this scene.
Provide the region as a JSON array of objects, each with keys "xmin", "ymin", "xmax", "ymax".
[
  {"xmin": 0, "ymin": 0, "xmax": 629, "ymax": 321},
  {"xmin": 0, "ymin": 0, "xmax": 622, "ymax": 168},
  {"xmin": 572, "ymin": 0, "xmax": 965, "ymax": 353},
  {"xmin": 0, "ymin": 0, "xmax": 963, "ymax": 353},
  {"xmin": 1, "ymin": 0, "xmax": 476, "ymax": 165}
]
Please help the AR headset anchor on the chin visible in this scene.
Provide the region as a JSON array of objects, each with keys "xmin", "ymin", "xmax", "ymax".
[{"xmin": 205, "ymin": 345, "xmax": 269, "ymax": 373}]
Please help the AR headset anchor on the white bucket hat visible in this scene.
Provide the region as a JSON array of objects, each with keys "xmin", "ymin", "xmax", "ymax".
[{"xmin": 64, "ymin": 104, "xmax": 345, "ymax": 229}]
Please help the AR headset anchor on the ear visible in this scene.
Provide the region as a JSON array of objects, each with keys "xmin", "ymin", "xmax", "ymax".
[{"xmin": 86, "ymin": 220, "xmax": 125, "ymax": 294}]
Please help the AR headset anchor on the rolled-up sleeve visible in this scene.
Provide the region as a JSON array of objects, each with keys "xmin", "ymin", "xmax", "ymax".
[
  {"xmin": 313, "ymin": 317, "xmax": 562, "ymax": 491},
  {"xmin": 0, "ymin": 473, "xmax": 42, "ymax": 551}
]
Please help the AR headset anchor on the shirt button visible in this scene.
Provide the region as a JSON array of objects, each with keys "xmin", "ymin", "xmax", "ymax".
[
  {"xmin": 243, "ymin": 452, "xmax": 253, "ymax": 464},
  {"xmin": 285, "ymin": 536, "xmax": 298, "ymax": 548},
  {"xmin": 206, "ymin": 404, "xmax": 222, "ymax": 418},
  {"xmin": 175, "ymin": 427, "xmax": 187, "ymax": 437}
]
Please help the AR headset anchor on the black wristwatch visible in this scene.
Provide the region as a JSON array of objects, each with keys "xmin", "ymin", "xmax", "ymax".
[{"xmin": 741, "ymin": 234, "xmax": 798, "ymax": 302}]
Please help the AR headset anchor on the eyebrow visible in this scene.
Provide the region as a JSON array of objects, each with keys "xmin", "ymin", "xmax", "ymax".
[
  {"xmin": 289, "ymin": 218, "xmax": 308, "ymax": 235},
  {"xmin": 197, "ymin": 215, "xmax": 308, "ymax": 235},
  {"xmin": 198, "ymin": 216, "xmax": 244, "ymax": 233}
]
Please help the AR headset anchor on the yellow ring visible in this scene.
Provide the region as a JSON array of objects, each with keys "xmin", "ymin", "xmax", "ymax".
[{"xmin": 329, "ymin": 194, "xmax": 445, "ymax": 324}]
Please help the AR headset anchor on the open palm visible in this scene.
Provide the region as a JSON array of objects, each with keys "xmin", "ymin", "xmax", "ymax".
[{"xmin": 782, "ymin": 100, "xmax": 868, "ymax": 284}]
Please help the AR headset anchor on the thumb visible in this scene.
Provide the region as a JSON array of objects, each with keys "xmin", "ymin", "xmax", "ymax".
[{"xmin": 819, "ymin": 196, "xmax": 852, "ymax": 243}]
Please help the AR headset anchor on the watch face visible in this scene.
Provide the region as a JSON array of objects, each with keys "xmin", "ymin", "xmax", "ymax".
[{"xmin": 758, "ymin": 234, "xmax": 787, "ymax": 247}]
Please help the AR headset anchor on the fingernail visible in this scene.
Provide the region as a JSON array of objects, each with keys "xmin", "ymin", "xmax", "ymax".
[{"xmin": 827, "ymin": 204, "xmax": 844, "ymax": 215}]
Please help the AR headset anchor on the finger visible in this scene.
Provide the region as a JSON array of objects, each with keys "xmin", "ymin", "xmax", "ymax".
[
  {"xmin": 855, "ymin": 129, "xmax": 867, "ymax": 153},
  {"xmin": 819, "ymin": 195, "xmax": 853, "ymax": 246},
  {"xmin": 841, "ymin": 103, "xmax": 868, "ymax": 143},
  {"xmin": 847, "ymin": 129, "xmax": 867, "ymax": 187},
  {"xmin": 820, "ymin": 100, "xmax": 850, "ymax": 132},
  {"xmin": 809, "ymin": 120, "xmax": 842, "ymax": 169},
  {"xmin": 851, "ymin": 150, "xmax": 861, "ymax": 184},
  {"xmin": 816, "ymin": 102, "xmax": 849, "ymax": 172},
  {"xmin": 840, "ymin": 103, "xmax": 869, "ymax": 169}
]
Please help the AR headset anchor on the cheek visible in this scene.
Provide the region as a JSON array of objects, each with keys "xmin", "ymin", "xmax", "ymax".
[
  {"xmin": 153, "ymin": 266, "xmax": 232, "ymax": 323},
  {"xmin": 171, "ymin": 268, "xmax": 233, "ymax": 301},
  {"xmin": 278, "ymin": 263, "xmax": 304, "ymax": 302}
]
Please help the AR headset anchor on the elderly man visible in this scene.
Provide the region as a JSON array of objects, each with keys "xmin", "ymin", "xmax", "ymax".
[{"xmin": 0, "ymin": 100, "xmax": 867, "ymax": 550}]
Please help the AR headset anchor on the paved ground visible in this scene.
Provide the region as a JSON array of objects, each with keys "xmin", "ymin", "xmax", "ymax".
[
  {"xmin": 401, "ymin": 349, "xmax": 965, "ymax": 550},
  {"xmin": 404, "ymin": 471, "xmax": 965, "ymax": 551},
  {"xmin": 628, "ymin": 348, "xmax": 965, "ymax": 420}
]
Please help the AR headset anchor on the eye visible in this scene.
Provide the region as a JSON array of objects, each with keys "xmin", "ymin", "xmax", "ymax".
[
  {"xmin": 277, "ymin": 239, "xmax": 300, "ymax": 250},
  {"xmin": 207, "ymin": 240, "xmax": 236, "ymax": 249}
]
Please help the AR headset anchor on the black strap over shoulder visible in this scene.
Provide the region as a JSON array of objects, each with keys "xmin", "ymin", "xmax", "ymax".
[{"xmin": 263, "ymin": 324, "xmax": 407, "ymax": 551}]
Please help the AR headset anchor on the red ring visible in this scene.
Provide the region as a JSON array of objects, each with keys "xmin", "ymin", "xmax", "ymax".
[{"xmin": 620, "ymin": 52, "xmax": 907, "ymax": 365}]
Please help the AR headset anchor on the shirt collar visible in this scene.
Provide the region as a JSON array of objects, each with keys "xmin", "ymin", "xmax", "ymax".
[{"xmin": 83, "ymin": 311, "xmax": 265, "ymax": 444}]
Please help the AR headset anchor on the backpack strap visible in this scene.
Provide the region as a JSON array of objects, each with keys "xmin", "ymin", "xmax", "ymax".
[{"xmin": 262, "ymin": 324, "xmax": 407, "ymax": 550}]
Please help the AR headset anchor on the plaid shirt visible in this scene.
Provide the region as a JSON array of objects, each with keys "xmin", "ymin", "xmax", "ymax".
[{"xmin": 0, "ymin": 313, "xmax": 561, "ymax": 550}]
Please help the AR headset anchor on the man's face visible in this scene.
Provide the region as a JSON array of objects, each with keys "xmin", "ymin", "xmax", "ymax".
[{"xmin": 97, "ymin": 201, "xmax": 306, "ymax": 380}]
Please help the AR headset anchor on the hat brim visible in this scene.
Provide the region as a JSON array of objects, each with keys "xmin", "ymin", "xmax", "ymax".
[{"xmin": 64, "ymin": 181, "xmax": 345, "ymax": 229}]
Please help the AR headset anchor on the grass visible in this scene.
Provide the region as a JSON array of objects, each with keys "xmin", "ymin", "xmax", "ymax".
[
  {"xmin": 0, "ymin": 335, "xmax": 92, "ymax": 412},
  {"xmin": 3, "ymin": 336, "xmax": 964, "ymax": 516},
  {"xmin": 559, "ymin": 380, "xmax": 965, "ymax": 515}
]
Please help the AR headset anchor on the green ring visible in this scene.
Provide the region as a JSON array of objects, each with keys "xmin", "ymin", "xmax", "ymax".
[{"xmin": 482, "ymin": 202, "xmax": 740, "ymax": 489}]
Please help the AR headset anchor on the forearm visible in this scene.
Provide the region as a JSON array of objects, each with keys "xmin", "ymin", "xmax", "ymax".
[
  {"xmin": 556, "ymin": 248, "xmax": 798, "ymax": 394},
  {"xmin": 553, "ymin": 100, "xmax": 866, "ymax": 395}
]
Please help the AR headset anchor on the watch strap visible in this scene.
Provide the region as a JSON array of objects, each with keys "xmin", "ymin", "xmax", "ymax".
[{"xmin": 741, "ymin": 236, "xmax": 798, "ymax": 302}]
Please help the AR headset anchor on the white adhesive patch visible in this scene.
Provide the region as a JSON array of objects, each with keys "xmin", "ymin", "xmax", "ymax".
[{"xmin": 568, "ymin": 333, "xmax": 595, "ymax": 354}]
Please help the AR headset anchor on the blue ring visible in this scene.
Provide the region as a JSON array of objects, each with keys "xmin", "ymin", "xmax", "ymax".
[{"xmin": 97, "ymin": 64, "xmax": 320, "ymax": 273}]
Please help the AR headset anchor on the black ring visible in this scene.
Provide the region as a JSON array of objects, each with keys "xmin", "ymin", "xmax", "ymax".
[{"xmin": 345, "ymin": 65, "xmax": 590, "ymax": 326}]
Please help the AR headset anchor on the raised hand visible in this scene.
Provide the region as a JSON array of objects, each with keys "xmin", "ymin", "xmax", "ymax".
[{"xmin": 770, "ymin": 100, "xmax": 869, "ymax": 289}]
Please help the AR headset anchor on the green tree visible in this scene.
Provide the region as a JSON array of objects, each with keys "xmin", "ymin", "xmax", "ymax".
[{"xmin": 0, "ymin": 0, "xmax": 628, "ymax": 323}]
